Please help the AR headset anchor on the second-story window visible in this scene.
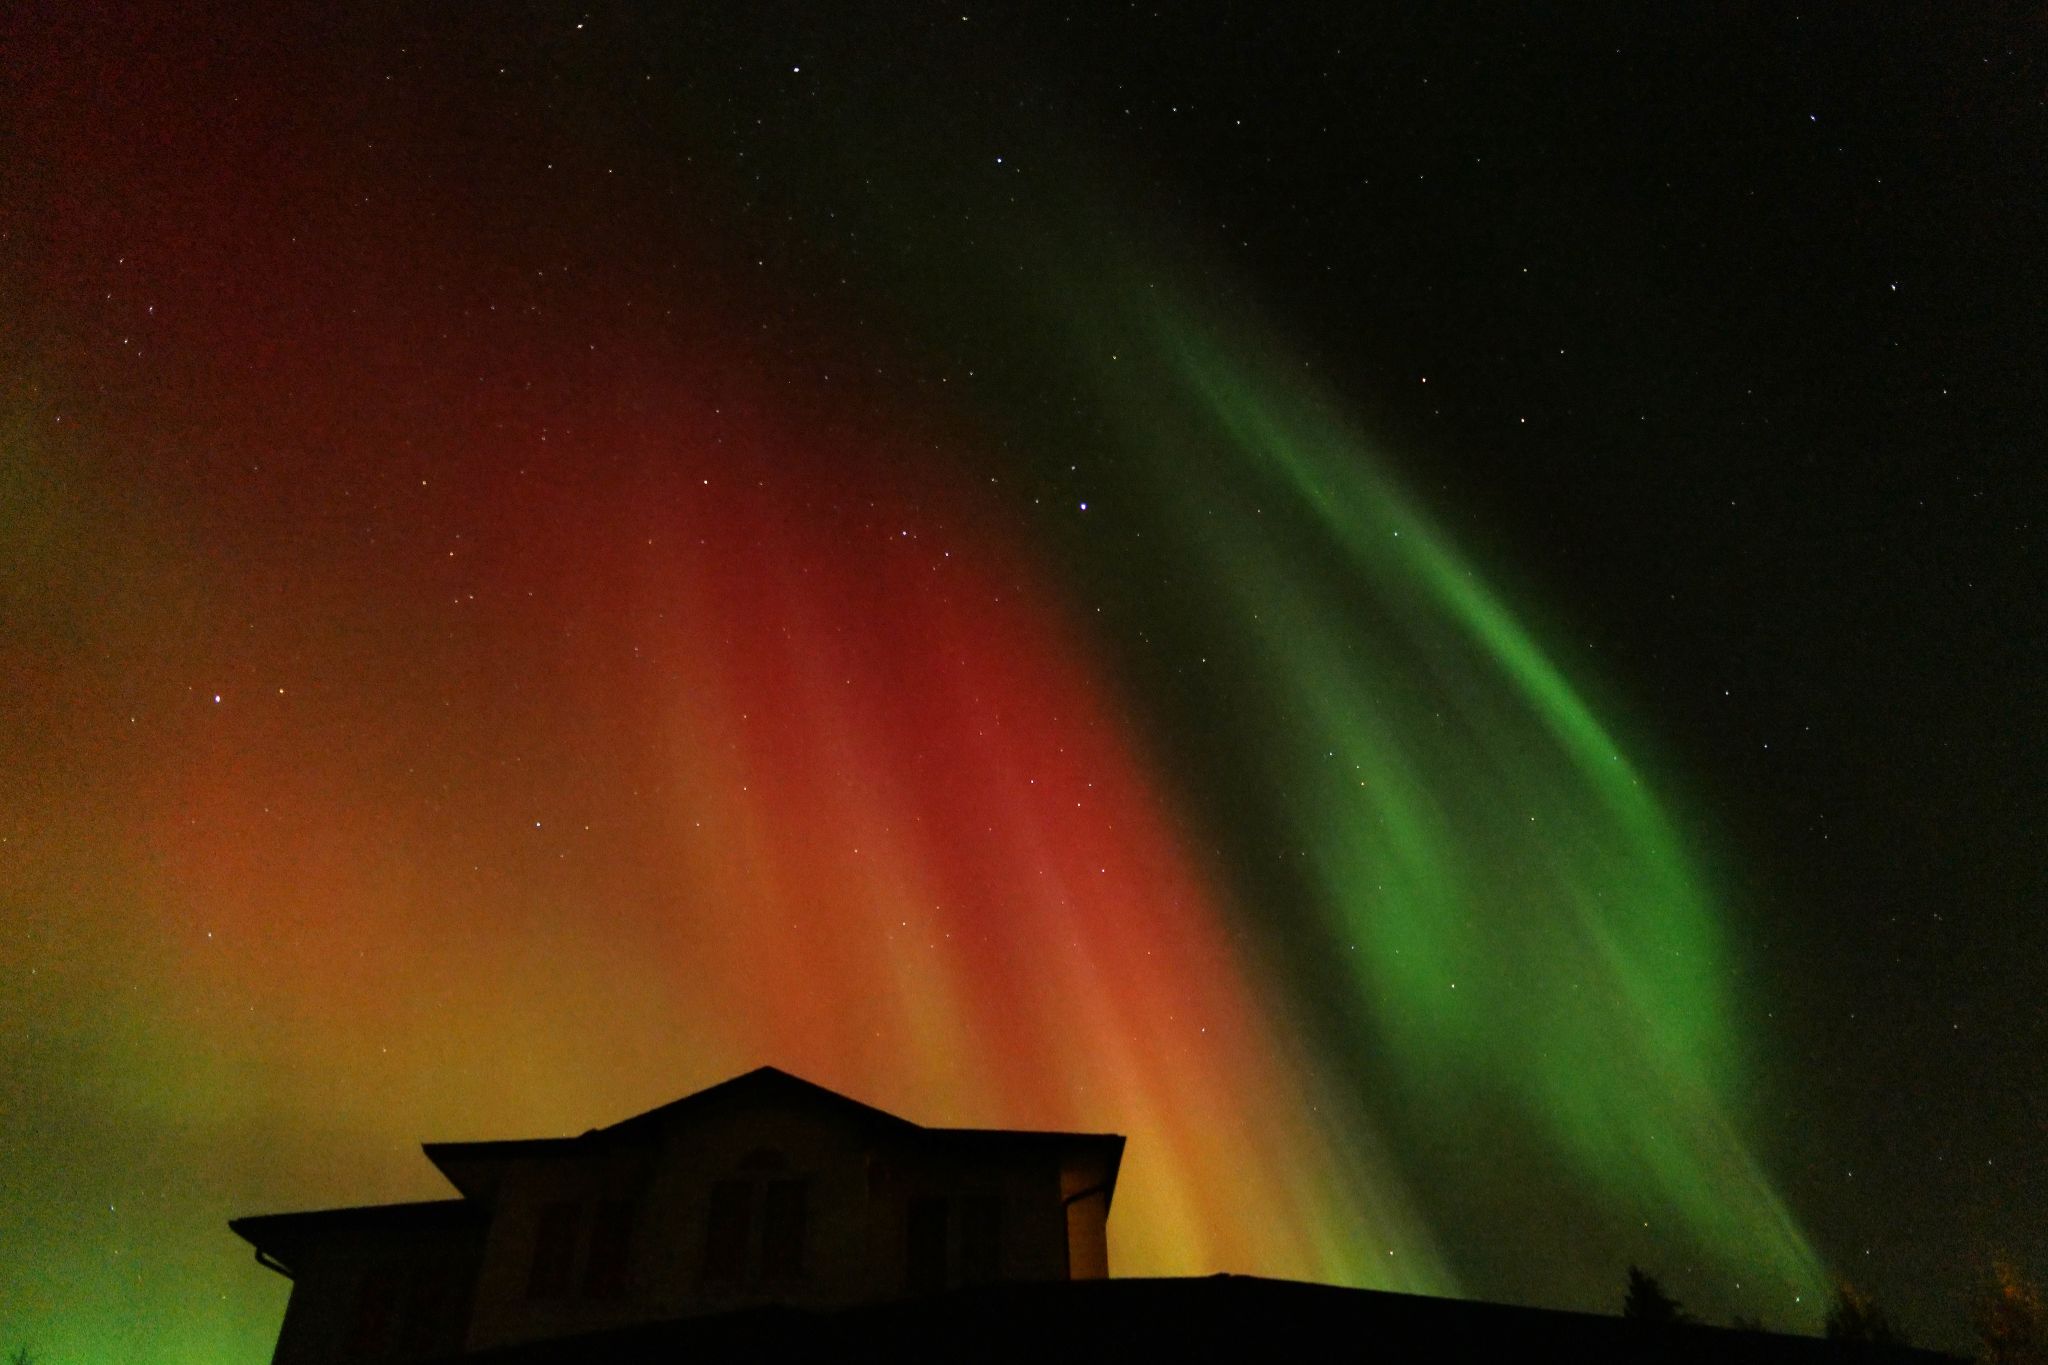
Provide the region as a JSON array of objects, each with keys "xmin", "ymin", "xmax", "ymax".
[
  {"xmin": 525, "ymin": 1201, "xmax": 580, "ymax": 1299},
  {"xmin": 960, "ymin": 1192, "xmax": 1002, "ymax": 1284},
  {"xmin": 703, "ymin": 1179, "xmax": 752, "ymax": 1281},
  {"xmin": 906, "ymin": 1196, "xmax": 948, "ymax": 1294},
  {"xmin": 345, "ymin": 1266, "xmax": 398, "ymax": 1356},
  {"xmin": 398, "ymin": 1270, "xmax": 448, "ymax": 1354},
  {"xmin": 760, "ymin": 1178, "xmax": 808, "ymax": 1278},
  {"xmin": 702, "ymin": 1153, "xmax": 811, "ymax": 1285},
  {"xmin": 583, "ymin": 1199, "xmax": 635, "ymax": 1299}
]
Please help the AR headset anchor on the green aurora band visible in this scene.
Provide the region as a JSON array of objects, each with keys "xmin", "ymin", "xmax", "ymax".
[
  {"xmin": 827, "ymin": 85, "xmax": 1833, "ymax": 1282},
  {"xmin": 1036, "ymin": 276, "xmax": 1827, "ymax": 1301}
]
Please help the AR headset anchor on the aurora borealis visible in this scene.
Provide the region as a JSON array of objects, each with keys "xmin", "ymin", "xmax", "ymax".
[{"xmin": 4, "ymin": 5, "xmax": 2042, "ymax": 1361}]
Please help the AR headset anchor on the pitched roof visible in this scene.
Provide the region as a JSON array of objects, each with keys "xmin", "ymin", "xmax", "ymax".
[
  {"xmin": 421, "ymin": 1065, "xmax": 1124, "ymax": 1198},
  {"xmin": 233, "ymin": 1066, "xmax": 1128, "ymax": 1267}
]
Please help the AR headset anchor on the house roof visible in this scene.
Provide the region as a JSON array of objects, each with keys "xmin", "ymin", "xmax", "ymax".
[
  {"xmin": 233, "ymin": 1066, "xmax": 1128, "ymax": 1273},
  {"xmin": 421, "ymin": 1065, "xmax": 1125, "ymax": 1204},
  {"xmin": 419, "ymin": 1066, "xmax": 913, "ymax": 1174},
  {"xmin": 229, "ymin": 1199, "xmax": 483, "ymax": 1276}
]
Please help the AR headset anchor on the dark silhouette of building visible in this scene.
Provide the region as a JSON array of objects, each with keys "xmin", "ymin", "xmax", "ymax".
[
  {"xmin": 230, "ymin": 1066, "xmax": 1123, "ymax": 1363},
  {"xmin": 233, "ymin": 1066, "xmax": 1958, "ymax": 1364}
]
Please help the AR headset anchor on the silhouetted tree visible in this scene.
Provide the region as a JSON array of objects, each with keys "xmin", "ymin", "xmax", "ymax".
[
  {"xmin": 1978, "ymin": 1261, "xmax": 2048, "ymax": 1365},
  {"xmin": 1624, "ymin": 1265, "xmax": 1689, "ymax": 1323},
  {"xmin": 1826, "ymin": 1283, "xmax": 1906, "ymax": 1347}
]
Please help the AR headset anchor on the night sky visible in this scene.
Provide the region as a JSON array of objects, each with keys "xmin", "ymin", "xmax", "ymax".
[{"xmin": 3, "ymin": 4, "xmax": 2042, "ymax": 1359}]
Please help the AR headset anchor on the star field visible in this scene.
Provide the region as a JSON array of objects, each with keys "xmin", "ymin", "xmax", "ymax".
[{"xmin": 1, "ymin": 4, "xmax": 2042, "ymax": 1360}]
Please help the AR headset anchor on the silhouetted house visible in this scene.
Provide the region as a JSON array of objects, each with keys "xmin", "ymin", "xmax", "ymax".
[
  {"xmin": 230, "ymin": 1066, "xmax": 1124, "ymax": 1363},
  {"xmin": 233, "ymin": 1068, "xmax": 1961, "ymax": 1365}
]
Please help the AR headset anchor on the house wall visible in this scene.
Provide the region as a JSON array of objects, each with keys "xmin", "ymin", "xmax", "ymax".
[
  {"xmin": 1059, "ymin": 1149, "xmax": 1117, "ymax": 1280},
  {"xmin": 643, "ymin": 1096, "xmax": 880, "ymax": 1313},
  {"xmin": 1063, "ymin": 1188, "xmax": 1110, "ymax": 1280},
  {"xmin": 268, "ymin": 1250, "xmax": 347, "ymax": 1365},
  {"xmin": 463, "ymin": 1099, "xmax": 887, "ymax": 1351},
  {"xmin": 865, "ymin": 1144, "xmax": 1070, "ymax": 1292},
  {"xmin": 461, "ymin": 1103, "xmax": 1089, "ymax": 1353},
  {"xmin": 267, "ymin": 1227, "xmax": 477, "ymax": 1365},
  {"xmin": 459, "ymin": 1136, "xmax": 660, "ymax": 1351}
]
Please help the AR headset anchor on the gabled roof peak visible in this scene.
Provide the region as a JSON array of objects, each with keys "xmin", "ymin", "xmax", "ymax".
[
  {"xmin": 610, "ymin": 1064, "xmax": 922, "ymax": 1133},
  {"xmin": 417, "ymin": 1065, "xmax": 1124, "ymax": 1202}
]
